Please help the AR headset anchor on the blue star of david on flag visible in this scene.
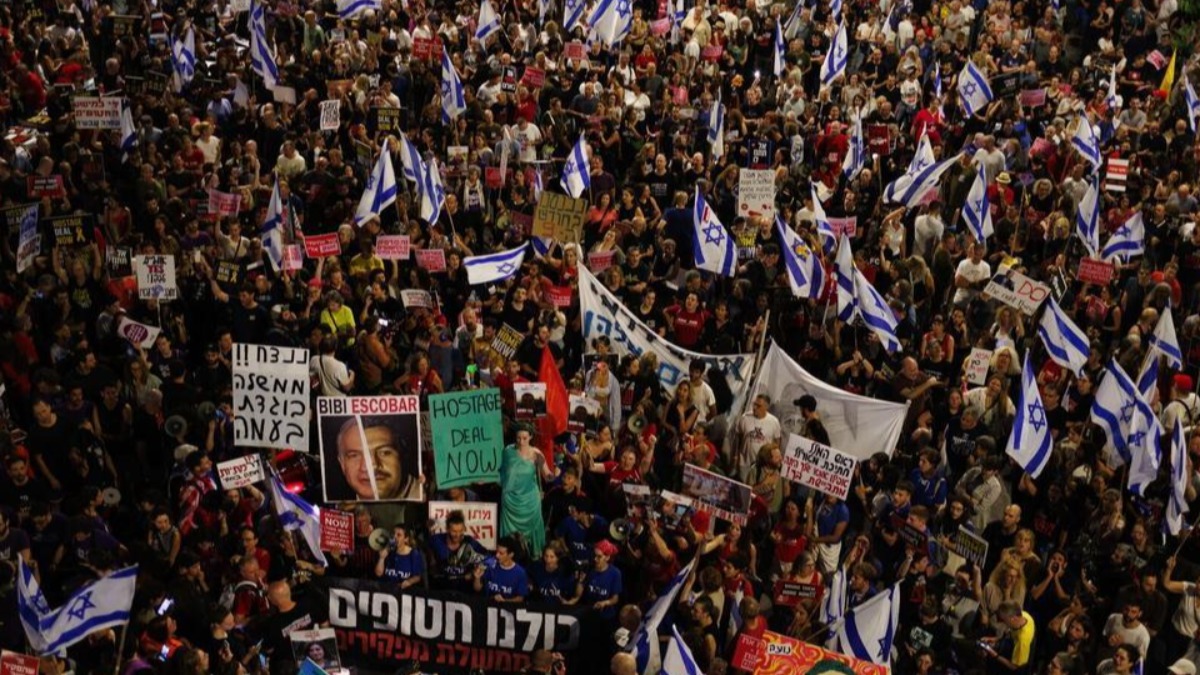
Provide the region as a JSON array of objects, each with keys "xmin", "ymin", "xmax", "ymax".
[
  {"xmin": 1027, "ymin": 401, "xmax": 1046, "ymax": 433},
  {"xmin": 1120, "ymin": 400, "xmax": 1135, "ymax": 424},
  {"xmin": 704, "ymin": 223, "xmax": 725, "ymax": 246},
  {"xmin": 67, "ymin": 592, "xmax": 96, "ymax": 621}
]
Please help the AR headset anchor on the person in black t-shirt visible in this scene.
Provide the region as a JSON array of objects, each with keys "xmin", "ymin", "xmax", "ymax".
[{"xmin": 260, "ymin": 581, "xmax": 327, "ymax": 675}]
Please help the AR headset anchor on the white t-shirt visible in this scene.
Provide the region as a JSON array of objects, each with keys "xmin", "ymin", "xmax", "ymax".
[
  {"xmin": 311, "ymin": 354, "xmax": 351, "ymax": 397},
  {"xmin": 737, "ymin": 412, "xmax": 781, "ymax": 468},
  {"xmin": 690, "ymin": 379, "xmax": 717, "ymax": 424},
  {"xmin": 513, "ymin": 124, "xmax": 543, "ymax": 163},
  {"xmin": 953, "ymin": 258, "xmax": 992, "ymax": 305}
]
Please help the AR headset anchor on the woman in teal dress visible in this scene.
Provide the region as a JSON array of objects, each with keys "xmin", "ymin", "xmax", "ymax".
[{"xmin": 500, "ymin": 425, "xmax": 559, "ymax": 558}]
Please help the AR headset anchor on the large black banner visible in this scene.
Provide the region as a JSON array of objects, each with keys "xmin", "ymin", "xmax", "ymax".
[{"xmin": 324, "ymin": 577, "xmax": 590, "ymax": 673}]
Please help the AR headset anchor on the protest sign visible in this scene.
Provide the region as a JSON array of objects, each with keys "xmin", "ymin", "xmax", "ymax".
[
  {"xmin": 547, "ymin": 286, "xmax": 573, "ymax": 308},
  {"xmin": 215, "ymin": 260, "xmax": 243, "ymax": 285},
  {"xmin": 317, "ymin": 396, "xmax": 423, "ymax": 501},
  {"xmin": 587, "ymin": 250, "xmax": 615, "ymax": 273},
  {"xmin": 416, "ymin": 248, "xmax": 447, "ymax": 272},
  {"xmin": 491, "ymin": 324, "xmax": 524, "ymax": 360},
  {"xmin": 736, "ymin": 169, "xmax": 776, "ymax": 221},
  {"xmin": 734, "ymin": 631, "xmax": 888, "ymax": 675},
  {"xmin": 513, "ymin": 383, "xmax": 546, "ymax": 420},
  {"xmin": 14, "ymin": 204, "xmax": 38, "ymax": 274},
  {"xmin": 28, "ymin": 175, "xmax": 65, "ymax": 199},
  {"xmin": 984, "ymin": 267, "xmax": 1050, "ymax": 316},
  {"xmin": 1078, "ymin": 257, "xmax": 1115, "ymax": 285},
  {"xmin": 135, "ymin": 254, "xmax": 178, "ymax": 300},
  {"xmin": 400, "ymin": 289, "xmax": 433, "ymax": 309},
  {"xmin": 567, "ymin": 394, "xmax": 603, "ymax": 433},
  {"xmin": 72, "ymin": 96, "xmax": 123, "ymax": 129},
  {"xmin": 1018, "ymin": 88, "xmax": 1047, "ymax": 107},
  {"xmin": 116, "ymin": 316, "xmax": 162, "ymax": 349},
  {"xmin": 101, "ymin": 246, "xmax": 131, "ymax": 279},
  {"xmin": 681, "ymin": 464, "xmax": 752, "ymax": 525},
  {"xmin": 376, "ymin": 234, "xmax": 411, "ymax": 260},
  {"xmin": 320, "ymin": 510, "xmax": 354, "ymax": 552},
  {"xmin": 1105, "ymin": 158, "xmax": 1129, "ymax": 193},
  {"xmin": 781, "ymin": 434, "xmax": 857, "ymax": 500},
  {"xmin": 304, "ymin": 232, "xmax": 341, "ymax": 258},
  {"xmin": 289, "ymin": 628, "xmax": 343, "ymax": 672},
  {"xmin": 965, "ymin": 347, "xmax": 993, "ymax": 386},
  {"xmin": 623, "ymin": 484, "xmax": 654, "ymax": 520},
  {"xmin": 216, "ymin": 454, "xmax": 265, "ymax": 489},
  {"xmin": 427, "ymin": 501, "xmax": 498, "ymax": 550},
  {"xmin": 520, "ymin": 66, "xmax": 545, "ymax": 88},
  {"xmin": 951, "ymin": 526, "xmax": 989, "ymax": 569},
  {"xmin": 429, "ymin": 389, "xmax": 503, "ymax": 489},
  {"xmin": 891, "ymin": 512, "xmax": 929, "ymax": 554},
  {"xmin": 282, "ymin": 244, "xmax": 303, "ymax": 271},
  {"xmin": 564, "ymin": 42, "xmax": 586, "ymax": 60},
  {"xmin": 233, "ymin": 344, "xmax": 311, "ymax": 451},
  {"xmin": 867, "ymin": 124, "xmax": 891, "ymax": 155},
  {"xmin": 532, "ymin": 193, "xmax": 588, "ymax": 242},
  {"xmin": 320, "ymin": 99, "xmax": 340, "ymax": 131},
  {"xmin": 650, "ymin": 17, "xmax": 670, "ymax": 35},
  {"xmin": 485, "ymin": 167, "xmax": 505, "ymax": 188},
  {"xmin": 658, "ymin": 491, "xmax": 696, "ymax": 530},
  {"xmin": 701, "ymin": 44, "xmax": 723, "ymax": 61},
  {"xmin": 828, "ymin": 216, "xmax": 857, "ymax": 238},
  {"xmin": 773, "ymin": 580, "xmax": 820, "ymax": 608},
  {"xmin": 207, "ymin": 189, "xmax": 242, "ymax": 217},
  {"xmin": 370, "ymin": 106, "xmax": 403, "ymax": 133},
  {"xmin": 45, "ymin": 214, "xmax": 92, "ymax": 247},
  {"xmin": 0, "ymin": 651, "xmax": 39, "ymax": 675},
  {"xmin": 410, "ymin": 36, "xmax": 442, "ymax": 61}
]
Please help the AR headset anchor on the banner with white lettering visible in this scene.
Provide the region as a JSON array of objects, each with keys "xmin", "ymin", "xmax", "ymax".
[
  {"xmin": 578, "ymin": 266, "xmax": 754, "ymax": 416},
  {"xmin": 216, "ymin": 454, "xmax": 265, "ymax": 489},
  {"xmin": 134, "ymin": 254, "xmax": 178, "ymax": 300},
  {"xmin": 233, "ymin": 344, "xmax": 310, "ymax": 451},
  {"xmin": 72, "ymin": 96, "xmax": 124, "ymax": 129},
  {"xmin": 116, "ymin": 316, "xmax": 162, "ymax": 348},
  {"xmin": 427, "ymin": 501, "xmax": 498, "ymax": 550},
  {"xmin": 781, "ymin": 434, "xmax": 857, "ymax": 500},
  {"xmin": 325, "ymin": 577, "xmax": 588, "ymax": 673},
  {"xmin": 317, "ymin": 396, "xmax": 424, "ymax": 502}
]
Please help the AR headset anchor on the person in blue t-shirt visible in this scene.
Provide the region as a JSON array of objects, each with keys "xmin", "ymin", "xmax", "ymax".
[
  {"xmin": 374, "ymin": 524, "xmax": 426, "ymax": 590},
  {"xmin": 554, "ymin": 496, "xmax": 608, "ymax": 571},
  {"xmin": 908, "ymin": 448, "xmax": 948, "ymax": 510},
  {"xmin": 473, "ymin": 536, "xmax": 530, "ymax": 602},
  {"xmin": 428, "ymin": 510, "xmax": 487, "ymax": 592},
  {"xmin": 529, "ymin": 542, "xmax": 577, "ymax": 604},
  {"xmin": 578, "ymin": 540, "xmax": 622, "ymax": 619}
]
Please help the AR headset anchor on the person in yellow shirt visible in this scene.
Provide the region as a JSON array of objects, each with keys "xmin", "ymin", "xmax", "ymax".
[
  {"xmin": 347, "ymin": 238, "xmax": 384, "ymax": 280},
  {"xmin": 320, "ymin": 292, "xmax": 357, "ymax": 349},
  {"xmin": 982, "ymin": 602, "xmax": 1034, "ymax": 673}
]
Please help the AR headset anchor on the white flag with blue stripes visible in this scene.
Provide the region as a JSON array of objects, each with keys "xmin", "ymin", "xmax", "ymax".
[
  {"xmin": 1075, "ymin": 179, "xmax": 1101, "ymax": 257},
  {"xmin": 17, "ymin": 558, "xmax": 51, "ymax": 652},
  {"xmin": 777, "ymin": 216, "xmax": 826, "ymax": 299},
  {"xmin": 337, "ymin": 0, "xmax": 381, "ymax": 19},
  {"xmin": 262, "ymin": 179, "xmax": 285, "ymax": 271},
  {"xmin": 20, "ymin": 562, "xmax": 139, "ymax": 655},
  {"xmin": 957, "ymin": 60, "xmax": 993, "ymax": 117},
  {"xmin": 631, "ymin": 557, "xmax": 696, "ymax": 675},
  {"xmin": 830, "ymin": 0, "xmax": 843, "ymax": 20},
  {"xmin": 268, "ymin": 475, "xmax": 328, "ymax": 566},
  {"xmin": 693, "ymin": 187, "xmax": 737, "ymax": 277},
  {"xmin": 170, "ymin": 27, "xmax": 196, "ymax": 93},
  {"xmin": 833, "ymin": 583, "xmax": 900, "ymax": 665},
  {"xmin": 783, "ymin": 0, "xmax": 803, "ymax": 39},
  {"xmin": 821, "ymin": 567, "xmax": 848, "ymax": 626},
  {"xmin": 1187, "ymin": 75, "xmax": 1200, "ymax": 134},
  {"xmin": 1006, "ymin": 353, "xmax": 1055, "ymax": 479},
  {"xmin": 441, "ymin": 48, "xmax": 467, "ymax": 124},
  {"xmin": 476, "ymin": 0, "xmax": 502, "ymax": 42},
  {"xmin": 561, "ymin": 134, "xmax": 591, "ymax": 198},
  {"xmin": 564, "ymin": 0, "xmax": 586, "ymax": 32},
  {"xmin": 1150, "ymin": 309, "xmax": 1183, "ymax": 369},
  {"xmin": 707, "ymin": 97, "xmax": 725, "ymax": 162},
  {"xmin": 399, "ymin": 133, "xmax": 425, "ymax": 186},
  {"xmin": 853, "ymin": 266, "xmax": 901, "ymax": 353},
  {"xmin": 1106, "ymin": 64, "xmax": 1123, "ymax": 111},
  {"xmin": 1091, "ymin": 359, "xmax": 1163, "ymax": 488},
  {"xmin": 120, "ymin": 101, "xmax": 137, "ymax": 162},
  {"xmin": 1037, "ymin": 297, "xmax": 1089, "ymax": 376},
  {"xmin": 1072, "ymin": 114, "xmax": 1102, "ymax": 169},
  {"xmin": 820, "ymin": 22, "xmax": 848, "ymax": 88},
  {"xmin": 883, "ymin": 133, "xmax": 962, "ymax": 206},
  {"xmin": 774, "ymin": 18, "xmax": 786, "ymax": 77},
  {"xmin": 250, "ymin": 0, "xmax": 280, "ymax": 86},
  {"xmin": 1168, "ymin": 416, "xmax": 1189, "ymax": 536},
  {"xmin": 1101, "ymin": 211, "xmax": 1145, "ymax": 262},
  {"xmin": 843, "ymin": 113, "xmax": 866, "ymax": 180},
  {"xmin": 835, "ymin": 233, "xmax": 856, "ymax": 322},
  {"xmin": 1137, "ymin": 352, "xmax": 1159, "ymax": 401},
  {"xmin": 663, "ymin": 624, "xmax": 704, "ymax": 675},
  {"xmin": 588, "ymin": 0, "xmax": 632, "ymax": 48},
  {"xmin": 961, "ymin": 162, "xmax": 993, "ymax": 244},
  {"xmin": 812, "ymin": 184, "xmax": 836, "ymax": 255},
  {"xmin": 420, "ymin": 159, "xmax": 446, "ymax": 225},
  {"xmin": 354, "ymin": 138, "xmax": 398, "ymax": 226},
  {"xmin": 465, "ymin": 243, "xmax": 528, "ymax": 285}
]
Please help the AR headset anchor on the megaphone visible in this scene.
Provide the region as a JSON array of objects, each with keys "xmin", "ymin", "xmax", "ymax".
[
  {"xmin": 196, "ymin": 401, "xmax": 217, "ymax": 420},
  {"xmin": 627, "ymin": 414, "xmax": 647, "ymax": 435},
  {"xmin": 101, "ymin": 487, "xmax": 122, "ymax": 507},
  {"xmin": 165, "ymin": 415, "xmax": 189, "ymax": 438},
  {"xmin": 609, "ymin": 518, "xmax": 635, "ymax": 542},
  {"xmin": 368, "ymin": 528, "xmax": 395, "ymax": 552}
]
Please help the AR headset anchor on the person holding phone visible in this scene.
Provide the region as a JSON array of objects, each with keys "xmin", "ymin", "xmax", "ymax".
[{"xmin": 979, "ymin": 601, "xmax": 1035, "ymax": 673}]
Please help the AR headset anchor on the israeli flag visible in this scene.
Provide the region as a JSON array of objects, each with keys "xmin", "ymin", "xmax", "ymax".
[
  {"xmin": 1091, "ymin": 359, "xmax": 1163, "ymax": 486},
  {"xmin": 662, "ymin": 624, "xmax": 703, "ymax": 675},
  {"xmin": 250, "ymin": 0, "xmax": 280, "ymax": 86},
  {"xmin": 835, "ymin": 233, "xmax": 857, "ymax": 322},
  {"xmin": 833, "ymin": 584, "xmax": 901, "ymax": 665},
  {"xmin": 1037, "ymin": 297, "xmax": 1090, "ymax": 376},
  {"xmin": 1101, "ymin": 211, "xmax": 1145, "ymax": 262},
  {"xmin": 399, "ymin": 134, "xmax": 425, "ymax": 186},
  {"xmin": 476, "ymin": 0, "xmax": 502, "ymax": 42},
  {"xmin": 843, "ymin": 114, "xmax": 866, "ymax": 180},
  {"xmin": 538, "ymin": 0, "xmax": 551, "ymax": 24},
  {"xmin": 1006, "ymin": 353, "xmax": 1055, "ymax": 478},
  {"xmin": 170, "ymin": 27, "xmax": 196, "ymax": 93},
  {"xmin": 561, "ymin": 134, "xmax": 591, "ymax": 199},
  {"xmin": 441, "ymin": 47, "xmax": 467, "ymax": 124},
  {"xmin": 961, "ymin": 162, "xmax": 993, "ymax": 244},
  {"xmin": 830, "ymin": 0, "xmax": 843, "ymax": 20},
  {"xmin": 1071, "ymin": 114, "xmax": 1102, "ymax": 169},
  {"xmin": 298, "ymin": 659, "xmax": 332, "ymax": 675},
  {"xmin": 957, "ymin": 60, "xmax": 994, "ymax": 117},
  {"xmin": 268, "ymin": 475, "xmax": 327, "ymax": 566},
  {"xmin": 1150, "ymin": 309, "xmax": 1183, "ymax": 368},
  {"xmin": 564, "ymin": 0, "xmax": 585, "ymax": 32},
  {"xmin": 1186, "ymin": 75, "xmax": 1200, "ymax": 134},
  {"xmin": 812, "ymin": 185, "xmax": 837, "ymax": 255},
  {"xmin": 668, "ymin": 0, "xmax": 686, "ymax": 44},
  {"xmin": 337, "ymin": 0, "xmax": 381, "ymax": 19},
  {"xmin": 774, "ymin": 17, "xmax": 786, "ymax": 77},
  {"xmin": 17, "ymin": 558, "xmax": 51, "ymax": 653},
  {"xmin": 777, "ymin": 215, "xmax": 826, "ymax": 299},
  {"xmin": 20, "ymin": 563, "xmax": 139, "ymax": 655},
  {"xmin": 262, "ymin": 179, "xmax": 285, "ymax": 271},
  {"xmin": 532, "ymin": 169, "xmax": 545, "ymax": 202},
  {"xmin": 631, "ymin": 557, "xmax": 697, "ymax": 675},
  {"xmin": 1106, "ymin": 64, "xmax": 1123, "ymax": 111},
  {"xmin": 1167, "ymin": 416, "xmax": 1189, "ymax": 536},
  {"xmin": 588, "ymin": 0, "xmax": 632, "ymax": 48},
  {"xmin": 1075, "ymin": 179, "xmax": 1101, "ymax": 257},
  {"xmin": 783, "ymin": 0, "xmax": 803, "ymax": 39},
  {"xmin": 465, "ymin": 243, "xmax": 529, "ymax": 285},
  {"xmin": 354, "ymin": 139, "xmax": 398, "ymax": 226},
  {"xmin": 853, "ymin": 266, "xmax": 901, "ymax": 353},
  {"xmin": 820, "ymin": 22, "xmax": 848, "ymax": 88},
  {"xmin": 883, "ymin": 133, "xmax": 962, "ymax": 206},
  {"xmin": 821, "ymin": 568, "xmax": 848, "ymax": 626},
  {"xmin": 420, "ymin": 159, "xmax": 446, "ymax": 225},
  {"xmin": 119, "ymin": 101, "xmax": 137, "ymax": 161},
  {"xmin": 933, "ymin": 62, "xmax": 943, "ymax": 100},
  {"xmin": 707, "ymin": 97, "xmax": 725, "ymax": 162},
  {"xmin": 1137, "ymin": 352, "xmax": 1159, "ymax": 401},
  {"xmin": 693, "ymin": 187, "xmax": 737, "ymax": 277}
]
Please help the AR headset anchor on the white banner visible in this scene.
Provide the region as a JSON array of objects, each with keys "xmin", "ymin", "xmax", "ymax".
[
  {"xmin": 737, "ymin": 169, "xmax": 776, "ymax": 222},
  {"xmin": 782, "ymin": 434, "xmax": 857, "ymax": 500},
  {"xmin": 965, "ymin": 347, "xmax": 992, "ymax": 386},
  {"xmin": 116, "ymin": 316, "xmax": 161, "ymax": 348},
  {"xmin": 751, "ymin": 343, "xmax": 908, "ymax": 460},
  {"xmin": 233, "ymin": 344, "xmax": 311, "ymax": 451},
  {"xmin": 578, "ymin": 266, "xmax": 754, "ymax": 416},
  {"xmin": 983, "ymin": 267, "xmax": 1050, "ymax": 316},
  {"xmin": 427, "ymin": 501, "xmax": 498, "ymax": 550},
  {"xmin": 320, "ymin": 99, "xmax": 341, "ymax": 131},
  {"xmin": 134, "ymin": 254, "xmax": 178, "ymax": 300},
  {"xmin": 217, "ymin": 454, "xmax": 265, "ymax": 488},
  {"xmin": 72, "ymin": 96, "xmax": 123, "ymax": 129}
]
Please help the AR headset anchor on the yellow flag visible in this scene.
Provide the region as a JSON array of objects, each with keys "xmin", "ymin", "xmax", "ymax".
[{"xmin": 1159, "ymin": 49, "xmax": 1178, "ymax": 95}]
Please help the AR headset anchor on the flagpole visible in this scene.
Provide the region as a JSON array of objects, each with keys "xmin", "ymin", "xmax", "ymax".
[
  {"xmin": 736, "ymin": 310, "xmax": 772, "ymax": 419},
  {"xmin": 112, "ymin": 620, "xmax": 129, "ymax": 675},
  {"xmin": 1173, "ymin": 509, "xmax": 1200, "ymax": 558}
]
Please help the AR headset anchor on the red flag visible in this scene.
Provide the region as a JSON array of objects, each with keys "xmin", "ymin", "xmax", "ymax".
[{"xmin": 536, "ymin": 344, "xmax": 569, "ymax": 462}]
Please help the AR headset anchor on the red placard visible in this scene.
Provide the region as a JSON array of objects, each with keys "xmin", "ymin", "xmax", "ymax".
[
  {"xmin": 320, "ymin": 510, "xmax": 353, "ymax": 552},
  {"xmin": 547, "ymin": 286, "xmax": 573, "ymax": 308},
  {"xmin": 282, "ymin": 244, "xmax": 303, "ymax": 271},
  {"xmin": 701, "ymin": 45, "xmax": 723, "ymax": 61},
  {"xmin": 0, "ymin": 651, "xmax": 39, "ymax": 675},
  {"xmin": 730, "ymin": 634, "xmax": 764, "ymax": 672},
  {"xmin": 412, "ymin": 36, "xmax": 442, "ymax": 61},
  {"xmin": 376, "ymin": 234, "xmax": 411, "ymax": 260},
  {"xmin": 1019, "ymin": 88, "xmax": 1046, "ymax": 107},
  {"xmin": 650, "ymin": 18, "xmax": 670, "ymax": 35},
  {"xmin": 672, "ymin": 86, "xmax": 688, "ymax": 105},
  {"xmin": 564, "ymin": 42, "xmax": 586, "ymax": 61},
  {"xmin": 520, "ymin": 66, "xmax": 546, "ymax": 89},
  {"xmin": 416, "ymin": 248, "xmax": 447, "ymax": 272},
  {"xmin": 303, "ymin": 232, "xmax": 341, "ymax": 258},
  {"xmin": 1077, "ymin": 257, "xmax": 1115, "ymax": 285},
  {"xmin": 27, "ymin": 175, "xmax": 65, "ymax": 199},
  {"xmin": 587, "ymin": 250, "xmax": 615, "ymax": 272},
  {"xmin": 485, "ymin": 166, "xmax": 505, "ymax": 188},
  {"xmin": 867, "ymin": 124, "xmax": 891, "ymax": 155},
  {"xmin": 510, "ymin": 211, "xmax": 533, "ymax": 236}
]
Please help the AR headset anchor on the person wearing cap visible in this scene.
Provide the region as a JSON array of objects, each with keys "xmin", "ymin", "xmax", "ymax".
[
  {"xmin": 1163, "ymin": 373, "xmax": 1199, "ymax": 432},
  {"xmin": 577, "ymin": 540, "xmax": 622, "ymax": 619}
]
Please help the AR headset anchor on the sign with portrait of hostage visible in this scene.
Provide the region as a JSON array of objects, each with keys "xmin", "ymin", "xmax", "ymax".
[{"xmin": 318, "ymin": 396, "xmax": 424, "ymax": 502}]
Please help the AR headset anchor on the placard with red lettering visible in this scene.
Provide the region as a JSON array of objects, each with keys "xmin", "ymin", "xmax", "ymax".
[
  {"xmin": 304, "ymin": 232, "xmax": 341, "ymax": 258},
  {"xmin": 135, "ymin": 254, "xmax": 178, "ymax": 300},
  {"xmin": 673, "ymin": 86, "xmax": 688, "ymax": 105},
  {"xmin": 427, "ymin": 501, "xmax": 498, "ymax": 550},
  {"xmin": 208, "ymin": 189, "xmax": 242, "ymax": 216},
  {"xmin": 564, "ymin": 42, "xmax": 586, "ymax": 61},
  {"xmin": 1077, "ymin": 257, "xmax": 1115, "ymax": 285},
  {"xmin": 216, "ymin": 454, "xmax": 265, "ymax": 489},
  {"xmin": 416, "ymin": 248, "xmax": 447, "ymax": 272},
  {"xmin": 828, "ymin": 216, "xmax": 857, "ymax": 238},
  {"xmin": 27, "ymin": 175, "xmax": 65, "ymax": 199},
  {"xmin": 316, "ymin": 395, "xmax": 424, "ymax": 502},
  {"xmin": 320, "ymin": 509, "xmax": 354, "ymax": 551},
  {"xmin": 520, "ymin": 66, "xmax": 545, "ymax": 89},
  {"xmin": 701, "ymin": 45, "xmax": 723, "ymax": 61},
  {"xmin": 376, "ymin": 234, "xmax": 411, "ymax": 260},
  {"xmin": 984, "ymin": 266, "xmax": 1050, "ymax": 315},
  {"xmin": 587, "ymin": 250, "xmax": 616, "ymax": 273},
  {"xmin": 547, "ymin": 286, "xmax": 573, "ymax": 308},
  {"xmin": 0, "ymin": 651, "xmax": 39, "ymax": 675},
  {"xmin": 650, "ymin": 18, "xmax": 670, "ymax": 35},
  {"xmin": 782, "ymin": 434, "xmax": 857, "ymax": 500},
  {"xmin": 1019, "ymin": 88, "xmax": 1047, "ymax": 107}
]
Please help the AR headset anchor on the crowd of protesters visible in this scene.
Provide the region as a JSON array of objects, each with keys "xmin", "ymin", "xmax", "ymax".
[{"xmin": 2, "ymin": 0, "xmax": 1200, "ymax": 673}]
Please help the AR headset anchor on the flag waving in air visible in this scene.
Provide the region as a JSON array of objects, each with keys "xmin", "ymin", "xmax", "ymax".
[
  {"xmin": 1006, "ymin": 353, "xmax": 1054, "ymax": 478},
  {"xmin": 1075, "ymin": 179, "xmax": 1101, "ymax": 257},
  {"xmin": 354, "ymin": 139, "xmax": 398, "ymax": 226},
  {"xmin": 561, "ymin": 135, "xmax": 591, "ymax": 199},
  {"xmin": 820, "ymin": 22, "xmax": 848, "ymax": 89},
  {"xmin": 776, "ymin": 216, "xmax": 826, "ymax": 299},
  {"xmin": 774, "ymin": 18, "xmax": 786, "ymax": 77},
  {"xmin": 475, "ymin": 0, "xmax": 502, "ymax": 42},
  {"xmin": 883, "ymin": 132, "xmax": 963, "ymax": 206},
  {"xmin": 250, "ymin": 0, "xmax": 280, "ymax": 86},
  {"xmin": 1149, "ymin": 308, "xmax": 1183, "ymax": 368},
  {"xmin": 1037, "ymin": 297, "xmax": 1090, "ymax": 376},
  {"xmin": 441, "ymin": 48, "xmax": 467, "ymax": 123},
  {"xmin": 692, "ymin": 187, "xmax": 737, "ymax": 277},
  {"xmin": 1072, "ymin": 114, "xmax": 1102, "ymax": 169},
  {"xmin": 268, "ymin": 475, "xmax": 328, "ymax": 566},
  {"xmin": 1101, "ymin": 211, "xmax": 1145, "ymax": 262},
  {"xmin": 961, "ymin": 162, "xmax": 992, "ymax": 244},
  {"xmin": 957, "ymin": 60, "xmax": 994, "ymax": 117},
  {"xmin": 832, "ymin": 584, "xmax": 901, "ymax": 665},
  {"xmin": 261, "ymin": 178, "xmax": 286, "ymax": 271}
]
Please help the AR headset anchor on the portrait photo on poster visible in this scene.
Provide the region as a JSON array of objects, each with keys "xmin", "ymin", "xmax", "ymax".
[
  {"xmin": 318, "ymin": 397, "xmax": 423, "ymax": 502},
  {"xmin": 290, "ymin": 628, "xmax": 342, "ymax": 672}
]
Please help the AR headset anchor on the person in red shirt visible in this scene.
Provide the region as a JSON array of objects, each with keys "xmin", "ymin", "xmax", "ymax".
[
  {"xmin": 664, "ymin": 292, "xmax": 709, "ymax": 349},
  {"xmin": 13, "ymin": 64, "xmax": 45, "ymax": 113},
  {"xmin": 911, "ymin": 98, "xmax": 944, "ymax": 145}
]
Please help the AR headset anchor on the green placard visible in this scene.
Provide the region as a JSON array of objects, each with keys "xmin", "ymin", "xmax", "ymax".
[{"xmin": 429, "ymin": 389, "xmax": 503, "ymax": 489}]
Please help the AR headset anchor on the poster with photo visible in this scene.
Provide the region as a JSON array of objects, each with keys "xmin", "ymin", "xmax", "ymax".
[
  {"xmin": 681, "ymin": 464, "xmax": 751, "ymax": 525},
  {"xmin": 317, "ymin": 396, "xmax": 424, "ymax": 502},
  {"xmin": 290, "ymin": 627, "xmax": 343, "ymax": 673},
  {"xmin": 513, "ymin": 382, "xmax": 547, "ymax": 419},
  {"xmin": 567, "ymin": 394, "xmax": 602, "ymax": 433}
]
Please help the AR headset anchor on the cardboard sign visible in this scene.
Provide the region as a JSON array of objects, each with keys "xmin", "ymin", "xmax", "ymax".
[
  {"xmin": 304, "ymin": 232, "xmax": 341, "ymax": 258},
  {"xmin": 27, "ymin": 175, "xmax": 65, "ymax": 199},
  {"xmin": 736, "ymin": 169, "xmax": 776, "ymax": 221},
  {"xmin": 116, "ymin": 316, "xmax": 162, "ymax": 348},
  {"xmin": 532, "ymin": 193, "xmax": 588, "ymax": 242},
  {"xmin": 513, "ymin": 382, "xmax": 547, "ymax": 420},
  {"xmin": 282, "ymin": 244, "xmax": 303, "ymax": 271},
  {"xmin": 45, "ymin": 214, "xmax": 92, "ymax": 247},
  {"xmin": 427, "ymin": 501, "xmax": 498, "ymax": 550},
  {"xmin": 781, "ymin": 434, "xmax": 857, "ymax": 500},
  {"xmin": 773, "ymin": 580, "xmax": 819, "ymax": 608},
  {"xmin": 951, "ymin": 525, "xmax": 989, "ymax": 569},
  {"xmin": 72, "ymin": 96, "xmax": 123, "ymax": 129},
  {"xmin": 547, "ymin": 286, "xmax": 573, "ymax": 308},
  {"xmin": 320, "ymin": 509, "xmax": 354, "ymax": 552},
  {"xmin": 208, "ymin": 189, "xmax": 242, "ymax": 216},
  {"xmin": 1077, "ymin": 257, "xmax": 1115, "ymax": 285},
  {"xmin": 587, "ymin": 250, "xmax": 616, "ymax": 273},
  {"xmin": 320, "ymin": 99, "xmax": 341, "ymax": 131},
  {"xmin": 564, "ymin": 42, "xmax": 586, "ymax": 61},
  {"xmin": 135, "ymin": 254, "xmax": 178, "ymax": 300},
  {"xmin": 233, "ymin": 344, "xmax": 310, "ymax": 451},
  {"xmin": 216, "ymin": 454, "xmax": 265, "ymax": 489},
  {"xmin": 520, "ymin": 66, "xmax": 546, "ymax": 89},
  {"xmin": 491, "ymin": 323, "xmax": 524, "ymax": 360},
  {"xmin": 0, "ymin": 651, "xmax": 39, "ymax": 675},
  {"xmin": 416, "ymin": 248, "xmax": 447, "ymax": 272},
  {"xmin": 376, "ymin": 234, "xmax": 411, "ymax": 260},
  {"xmin": 965, "ymin": 347, "xmax": 992, "ymax": 386},
  {"xmin": 429, "ymin": 389, "xmax": 503, "ymax": 488},
  {"xmin": 984, "ymin": 267, "xmax": 1050, "ymax": 316},
  {"xmin": 400, "ymin": 289, "xmax": 434, "ymax": 309},
  {"xmin": 682, "ymin": 464, "xmax": 752, "ymax": 525},
  {"xmin": 828, "ymin": 216, "xmax": 857, "ymax": 238}
]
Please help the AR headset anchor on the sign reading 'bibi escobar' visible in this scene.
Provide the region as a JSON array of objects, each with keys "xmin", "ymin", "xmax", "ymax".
[
  {"xmin": 429, "ymin": 390, "xmax": 503, "ymax": 488},
  {"xmin": 782, "ymin": 434, "xmax": 857, "ymax": 500},
  {"xmin": 233, "ymin": 344, "xmax": 310, "ymax": 451}
]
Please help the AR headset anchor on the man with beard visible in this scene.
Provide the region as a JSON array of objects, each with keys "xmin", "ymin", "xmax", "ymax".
[{"xmin": 333, "ymin": 417, "xmax": 420, "ymax": 501}]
